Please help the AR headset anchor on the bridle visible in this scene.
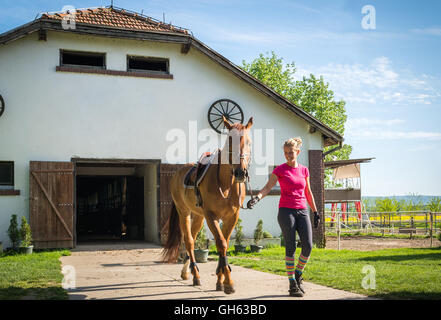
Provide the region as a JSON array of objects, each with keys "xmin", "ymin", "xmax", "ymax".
[{"xmin": 216, "ymin": 137, "xmax": 254, "ymax": 209}]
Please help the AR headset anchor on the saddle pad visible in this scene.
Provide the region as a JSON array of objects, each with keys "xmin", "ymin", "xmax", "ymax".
[{"xmin": 183, "ymin": 150, "xmax": 218, "ymax": 188}]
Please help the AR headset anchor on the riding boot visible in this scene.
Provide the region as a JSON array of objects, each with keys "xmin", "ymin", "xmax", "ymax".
[
  {"xmin": 289, "ymin": 279, "xmax": 304, "ymax": 297},
  {"xmin": 295, "ymin": 271, "xmax": 305, "ymax": 294}
]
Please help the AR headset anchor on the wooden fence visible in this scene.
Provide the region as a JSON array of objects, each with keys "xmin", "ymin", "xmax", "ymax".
[{"xmin": 324, "ymin": 210, "xmax": 440, "ymax": 249}]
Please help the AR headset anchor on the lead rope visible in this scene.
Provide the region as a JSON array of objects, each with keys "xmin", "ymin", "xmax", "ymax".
[{"xmin": 239, "ymin": 165, "xmax": 254, "ymax": 210}]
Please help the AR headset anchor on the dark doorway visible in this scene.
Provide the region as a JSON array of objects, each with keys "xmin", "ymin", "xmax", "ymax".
[{"xmin": 76, "ymin": 176, "xmax": 144, "ymax": 242}]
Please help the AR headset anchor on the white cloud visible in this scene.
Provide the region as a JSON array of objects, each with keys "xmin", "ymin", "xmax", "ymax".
[
  {"xmin": 346, "ymin": 117, "xmax": 441, "ymax": 141},
  {"xmin": 347, "ymin": 118, "xmax": 405, "ymax": 127},
  {"xmin": 351, "ymin": 130, "xmax": 441, "ymax": 140},
  {"xmin": 296, "ymin": 57, "xmax": 440, "ymax": 106},
  {"xmin": 411, "ymin": 27, "xmax": 441, "ymax": 36}
]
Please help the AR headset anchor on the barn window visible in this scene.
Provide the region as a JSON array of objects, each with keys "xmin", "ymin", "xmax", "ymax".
[
  {"xmin": 60, "ymin": 50, "xmax": 106, "ymax": 69},
  {"xmin": 127, "ymin": 56, "xmax": 169, "ymax": 74},
  {"xmin": 0, "ymin": 161, "xmax": 14, "ymax": 188}
]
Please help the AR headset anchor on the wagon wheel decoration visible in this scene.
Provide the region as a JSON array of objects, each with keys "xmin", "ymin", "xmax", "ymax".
[
  {"xmin": 0, "ymin": 95, "xmax": 4, "ymax": 118},
  {"xmin": 207, "ymin": 99, "xmax": 244, "ymax": 134}
]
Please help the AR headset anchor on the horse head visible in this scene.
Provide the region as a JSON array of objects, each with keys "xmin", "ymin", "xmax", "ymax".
[{"xmin": 222, "ymin": 116, "xmax": 253, "ymax": 183}]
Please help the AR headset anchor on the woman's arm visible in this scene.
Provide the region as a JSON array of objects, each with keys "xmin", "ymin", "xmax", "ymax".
[
  {"xmin": 256, "ymin": 173, "xmax": 278, "ymax": 200},
  {"xmin": 305, "ymin": 177, "xmax": 318, "ymax": 212}
]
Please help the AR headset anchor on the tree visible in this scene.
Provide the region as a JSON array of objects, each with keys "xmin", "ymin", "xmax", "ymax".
[
  {"xmin": 428, "ymin": 197, "xmax": 441, "ymax": 213},
  {"xmin": 242, "ymin": 52, "xmax": 352, "ymax": 183},
  {"xmin": 403, "ymin": 193, "xmax": 424, "ymax": 212}
]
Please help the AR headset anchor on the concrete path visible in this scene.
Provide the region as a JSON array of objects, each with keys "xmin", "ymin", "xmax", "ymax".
[{"xmin": 60, "ymin": 243, "xmax": 374, "ymax": 300}]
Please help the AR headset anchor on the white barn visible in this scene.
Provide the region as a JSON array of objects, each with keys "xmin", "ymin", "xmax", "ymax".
[{"xmin": 0, "ymin": 7, "xmax": 343, "ymax": 249}]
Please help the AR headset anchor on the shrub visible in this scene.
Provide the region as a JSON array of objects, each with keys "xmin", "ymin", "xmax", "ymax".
[
  {"xmin": 253, "ymin": 219, "xmax": 264, "ymax": 245},
  {"xmin": 7, "ymin": 214, "xmax": 20, "ymax": 249},
  {"xmin": 263, "ymin": 231, "xmax": 273, "ymax": 238},
  {"xmin": 234, "ymin": 218, "xmax": 244, "ymax": 246},
  {"xmin": 20, "ymin": 216, "xmax": 33, "ymax": 247},
  {"xmin": 195, "ymin": 226, "xmax": 207, "ymax": 250}
]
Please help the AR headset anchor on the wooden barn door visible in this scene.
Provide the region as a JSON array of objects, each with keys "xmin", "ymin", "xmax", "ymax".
[
  {"xmin": 29, "ymin": 161, "xmax": 74, "ymax": 249},
  {"xmin": 159, "ymin": 163, "xmax": 185, "ymax": 245}
]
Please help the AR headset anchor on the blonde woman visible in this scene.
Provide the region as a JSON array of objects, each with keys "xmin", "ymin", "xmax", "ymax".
[{"xmin": 247, "ymin": 137, "xmax": 320, "ymax": 297}]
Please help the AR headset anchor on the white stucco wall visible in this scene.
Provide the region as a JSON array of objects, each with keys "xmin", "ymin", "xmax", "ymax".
[{"xmin": 0, "ymin": 30, "xmax": 323, "ymax": 247}]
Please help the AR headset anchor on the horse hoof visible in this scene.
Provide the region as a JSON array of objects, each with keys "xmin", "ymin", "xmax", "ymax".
[
  {"xmin": 216, "ymin": 283, "xmax": 224, "ymax": 291},
  {"xmin": 193, "ymin": 278, "xmax": 201, "ymax": 286},
  {"xmin": 224, "ymin": 285, "xmax": 235, "ymax": 294},
  {"xmin": 181, "ymin": 273, "xmax": 189, "ymax": 280}
]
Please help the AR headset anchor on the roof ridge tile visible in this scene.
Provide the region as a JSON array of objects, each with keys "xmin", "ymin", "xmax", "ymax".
[{"xmin": 39, "ymin": 6, "xmax": 189, "ymax": 35}]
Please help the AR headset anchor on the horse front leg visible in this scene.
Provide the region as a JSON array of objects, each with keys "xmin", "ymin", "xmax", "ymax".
[
  {"xmin": 218, "ymin": 213, "xmax": 239, "ymax": 294},
  {"xmin": 205, "ymin": 212, "xmax": 235, "ymax": 294}
]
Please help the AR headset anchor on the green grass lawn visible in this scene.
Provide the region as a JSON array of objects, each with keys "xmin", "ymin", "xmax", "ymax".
[
  {"xmin": 217, "ymin": 245, "xmax": 441, "ymax": 300},
  {"xmin": 0, "ymin": 249, "xmax": 70, "ymax": 300}
]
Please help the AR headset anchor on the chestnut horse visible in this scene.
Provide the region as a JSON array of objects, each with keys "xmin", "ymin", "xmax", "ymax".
[{"xmin": 161, "ymin": 116, "xmax": 253, "ymax": 294}]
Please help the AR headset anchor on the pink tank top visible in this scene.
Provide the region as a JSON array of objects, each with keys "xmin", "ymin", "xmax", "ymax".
[{"xmin": 272, "ymin": 163, "xmax": 309, "ymax": 209}]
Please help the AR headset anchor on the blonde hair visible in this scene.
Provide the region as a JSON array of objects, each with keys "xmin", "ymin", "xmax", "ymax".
[{"xmin": 283, "ymin": 137, "xmax": 302, "ymax": 150}]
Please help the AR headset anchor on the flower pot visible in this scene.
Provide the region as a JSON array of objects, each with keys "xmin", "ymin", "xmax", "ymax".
[
  {"xmin": 20, "ymin": 245, "xmax": 33, "ymax": 254},
  {"xmin": 250, "ymin": 244, "xmax": 263, "ymax": 253},
  {"xmin": 194, "ymin": 249, "xmax": 209, "ymax": 263},
  {"xmin": 234, "ymin": 244, "xmax": 247, "ymax": 253}
]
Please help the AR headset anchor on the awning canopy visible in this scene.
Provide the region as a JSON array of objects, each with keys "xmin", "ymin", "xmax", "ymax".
[
  {"xmin": 333, "ymin": 163, "xmax": 360, "ymax": 179},
  {"xmin": 324, "ymin": 157, "xmax": 375, "ymax": 169}
]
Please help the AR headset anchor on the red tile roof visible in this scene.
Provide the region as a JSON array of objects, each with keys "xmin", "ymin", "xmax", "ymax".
[{"xmin": 40, "ymin": 7, "xmax": 189, "ymax": 35}]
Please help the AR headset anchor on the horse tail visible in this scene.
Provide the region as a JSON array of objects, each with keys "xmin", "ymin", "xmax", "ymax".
[{"xmin": 161, "ymin": 202, "xmax": 182, "ymax": 263}]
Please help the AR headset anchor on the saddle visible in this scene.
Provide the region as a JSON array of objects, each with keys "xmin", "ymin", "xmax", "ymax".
[{"xmin": 183, "ymin": 150, "xmax": 218, "ymax": 207}]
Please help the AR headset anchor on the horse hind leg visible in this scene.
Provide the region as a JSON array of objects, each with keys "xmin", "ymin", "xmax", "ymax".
[
  {"xmin": 181, "ymin": 253, "xmax": 190, "ymax": 280},
  {"xmin": 180, "ymin": 213, "xmax": 203, "ymax": 286},
  {"xmin": 189, "ymin": 214, "xmax": 205, "ymax": 286}
]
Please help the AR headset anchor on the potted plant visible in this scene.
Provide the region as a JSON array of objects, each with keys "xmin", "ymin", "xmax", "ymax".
[
  {"xmin": 234, "ymin": 218, "xmax": 247, "ymax": 253},
  {"xmin": 250, "ymin": 219, "xmax": 264, "ymax": 253},
  {"xmin": 194, "ymin": 226, "xmax": 209, "ymax": 263},
  {"xmin": 20, "ymin": 216, "xmax": 33, "ymax": 254},
  {"xmin": 7, "ymin": 214, "xmax": 21, "ymax": 251}
]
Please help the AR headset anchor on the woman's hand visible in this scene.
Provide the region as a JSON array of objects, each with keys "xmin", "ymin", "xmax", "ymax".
[
  {"xmin": 313, "ymin": 211, "xmax": 320, "ymax": 228},
  {"xmin": 247, "ymin": 196, "xmax": 260, "ymax": 209}
]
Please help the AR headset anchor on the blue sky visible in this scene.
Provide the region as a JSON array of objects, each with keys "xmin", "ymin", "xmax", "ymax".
[{"xmin": 1, "ymin": 0, "xmax": 441, "ymax": 196}]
